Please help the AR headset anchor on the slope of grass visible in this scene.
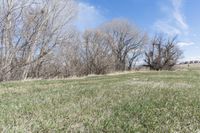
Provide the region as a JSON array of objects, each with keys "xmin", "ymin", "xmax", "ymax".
[{"xmin": 0, "ymin": 70, "xmax": 200, "ymax": 132}]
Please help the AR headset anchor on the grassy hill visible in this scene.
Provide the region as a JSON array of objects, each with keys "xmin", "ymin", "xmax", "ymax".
[{"xmin": 1, "ymin": 70, "xmax": 200, "ymax": 132}]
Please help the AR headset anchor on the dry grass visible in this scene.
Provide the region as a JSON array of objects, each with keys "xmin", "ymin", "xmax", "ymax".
[{"xmin": 0, "ymin": 70, "xmax": 200, "ymax": 132}]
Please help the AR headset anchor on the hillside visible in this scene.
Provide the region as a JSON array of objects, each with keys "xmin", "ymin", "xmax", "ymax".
[{"xmin": 1, "ymin": 70, "xmax": 200, "ymax": 132}]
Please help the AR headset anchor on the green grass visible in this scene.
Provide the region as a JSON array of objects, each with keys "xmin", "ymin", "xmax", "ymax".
[{"xmin": 1, "ymin": 70, "xmax": 200, "ymax": 132}]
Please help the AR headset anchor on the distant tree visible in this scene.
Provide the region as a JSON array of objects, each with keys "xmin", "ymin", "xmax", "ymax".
[
  {"xmin": 41, "ymin": 28, "xmax": 83, "ymax": 78},
  {"xmin": 82, "ymin": 29, "xmax": 113, "ymax": 75},
  {"xmin": 144, "ymin": 35, "xmax": 183, "ymax": 70},
  {"xmin": 101, "ymin": 19, "xmax": 147, "ymax": 71},
  {"xmin": 127, "ymin": 48, "xmax": 143, "ymax": 70}
]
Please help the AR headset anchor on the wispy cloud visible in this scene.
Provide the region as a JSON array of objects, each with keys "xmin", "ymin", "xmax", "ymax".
[
  {"xmin": 74, "ymin": 2, "xmax": 106, "ymax": 31},
  {"xmin": 155, "ymin": 20, "xmax": 181, "ymax": 35},
  {"xmin": 171, "ymin": 0, "xmax": 188, "ymax": 30},
  {"xmin": 177, "ymin": 41, "xmax": 194, "ymax": 47},
  {"xmin": 154, "ymin": 0, "xmax": 188, "ymax": 36}
]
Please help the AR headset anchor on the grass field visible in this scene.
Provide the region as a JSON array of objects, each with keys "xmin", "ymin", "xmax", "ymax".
[{"xmin": 1, "ymin": 70, "xmax": 200, "ymax": 132}]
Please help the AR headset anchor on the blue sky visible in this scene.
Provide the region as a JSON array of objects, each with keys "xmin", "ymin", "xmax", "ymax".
[{"xmin": 75, "ymin": 0, "xmax": 200, "ymax": 61}]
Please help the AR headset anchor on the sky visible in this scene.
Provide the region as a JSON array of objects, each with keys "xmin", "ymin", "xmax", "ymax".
[{"xmin": 75, "ymin": 0, "xmax": 200, "ymax": 61}]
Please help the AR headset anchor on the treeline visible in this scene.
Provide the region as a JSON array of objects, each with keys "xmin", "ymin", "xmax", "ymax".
[{"xmin": 0, "ymin": 0, "xmax": 182, "ymax": 81}]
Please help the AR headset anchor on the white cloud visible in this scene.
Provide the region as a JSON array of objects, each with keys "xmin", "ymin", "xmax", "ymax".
[
  {"xmin": 154, "ymin": 0, "xmax": 188, "ymax": 36},
  {"xmin": 74, "ymin": 2, "xmax": 106, "ymax": 31},
  {"xmin": 171, "ymin": 0, "xmax": 188, "ymax": 30},
  {"xmin": 177, "ymin": 41, "xmax": 194, "ymax": 47},
  {"xmin": 155, "ymin": 20, "xmax": 181, "ymax": 36},
  {"xmin": 182, "ymin": 56, "xmax": 200, "ymax": 61}
]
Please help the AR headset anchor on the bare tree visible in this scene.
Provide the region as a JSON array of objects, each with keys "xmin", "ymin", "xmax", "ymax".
[
  {"xmin": 53, "ymin": 28, "xmax": 84, "ymax": 77},
  {"xmin": 127, "ymin": 48, "xmax": 143, "ymax": 70},
  {"xmin": 144, "ymin": 35, "xmax": 183, "ymax": 70},
  {"xmin": 0, "ymin": 0, "xmax": 77, "ymax": 81},
  {"xmin": 101, "ymin": 19, "xmax": 147, "ymax": 71},
  {"xmin": 83, "ymin": 29, "xmax": 113, "ymax": 75}
]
